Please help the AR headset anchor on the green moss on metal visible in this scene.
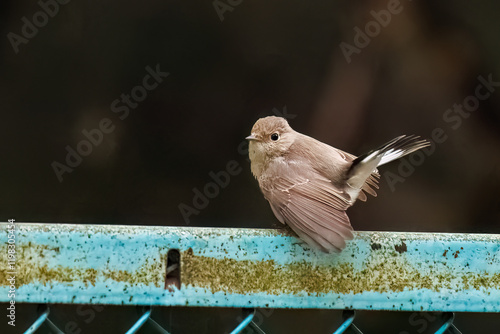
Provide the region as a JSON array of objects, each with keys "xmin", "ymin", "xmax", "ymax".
[
  {"xmin": 180, "ymin": 249, "xmax": 500, "ymax": 295},
  {"xmin": 0, "ymin": 262, "xmax": 164, "ymax": 288},
  {"xmin": 0, "ymin": 243, "xmax": 164, "ymax": 288}
]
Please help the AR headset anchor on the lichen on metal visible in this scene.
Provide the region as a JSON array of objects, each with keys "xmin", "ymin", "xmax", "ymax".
[{"xmin": 1, "ymin": 222, "xmax": 499, "ymax": 312}]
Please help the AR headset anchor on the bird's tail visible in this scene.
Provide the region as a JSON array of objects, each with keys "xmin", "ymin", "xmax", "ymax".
[
  {"xmin": 346, "ymin": 135, "xmax": 430, "ymax": 191},
  {"xmin": 362, "ymin": 135, "xmax": 431, "ymax": 167}
]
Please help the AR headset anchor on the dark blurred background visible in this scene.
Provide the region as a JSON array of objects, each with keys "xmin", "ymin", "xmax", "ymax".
[{"xmin": 1, "ymin": 0, "xmax": 500, "ymax": 333}]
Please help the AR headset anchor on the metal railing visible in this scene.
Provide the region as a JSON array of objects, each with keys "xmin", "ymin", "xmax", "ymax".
[{"xmin": 2, "ymin": 222, "xmax": 499, "ymax": 333}]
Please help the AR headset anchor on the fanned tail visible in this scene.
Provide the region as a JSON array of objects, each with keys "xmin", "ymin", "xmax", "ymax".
[{"xmin": 347, "ymin": 135, "xmax": 430, "ymax": 193}]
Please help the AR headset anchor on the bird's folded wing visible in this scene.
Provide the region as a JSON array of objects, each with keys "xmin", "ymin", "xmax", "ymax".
[
  {"xmin": 262, "ymin": 173, "xmax": 354, "ymax": 253},
  {"xmin": 290, "ymin": 136, "xmax": 380, "ymax": 203}
]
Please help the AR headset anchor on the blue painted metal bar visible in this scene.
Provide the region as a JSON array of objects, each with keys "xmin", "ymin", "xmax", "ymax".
[
  {"xmin": 435, "ymin": 313, "xmax": 462, "ymax": 334},
  {"xmin": 435, "ymin": 313, "xmax": 453, "ymax": 334},
  {"xmin": 124, "ymin": 306, "xmax": 171, "ymax": 334},
  {"xmin": 125, "ymin": 307, "xmax": 152, "ymax": 334},
  {"xmin": 332, "ymin": 311, "xmax": 355, "ymax": 334},
  {"xmin": 1, "ymin": 223, "xmax": 500, "ymax": 312},
  {"xmin": 24, "ymin": 306, "xmax": 49, "ymax": 334},
  {"xmin": 230, "ymin": 312, "xmax": 255, "ymax": 334}
]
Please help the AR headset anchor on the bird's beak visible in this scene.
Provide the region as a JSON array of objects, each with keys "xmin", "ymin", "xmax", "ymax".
[{"xmin": 246, "ymin": 134, "xmax": 257, "ymax": 141}]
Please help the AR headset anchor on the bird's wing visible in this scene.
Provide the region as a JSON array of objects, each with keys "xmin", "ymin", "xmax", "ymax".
[
  {"xmin": 260, "ymin": 164, "xmax": 354, "ymax": 253},
  {"xmin": 290, "ymin": 134, "xmax": 380, "ymax": 202}
]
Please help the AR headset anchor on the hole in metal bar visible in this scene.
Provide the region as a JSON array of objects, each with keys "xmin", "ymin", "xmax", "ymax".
[{"xmin": 165, "ymin": 249, "xmax": 181, "ymax": 291}]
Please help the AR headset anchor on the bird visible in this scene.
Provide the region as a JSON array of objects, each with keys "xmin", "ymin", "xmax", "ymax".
[{"xmin": 246, "ymin": 116, "xmax": 430, "ymax": 253}]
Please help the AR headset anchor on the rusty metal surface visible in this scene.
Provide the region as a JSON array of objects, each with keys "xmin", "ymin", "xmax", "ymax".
[{"xmin": 1, "ymin": 222, "xmax": 499, "ymax": 311}]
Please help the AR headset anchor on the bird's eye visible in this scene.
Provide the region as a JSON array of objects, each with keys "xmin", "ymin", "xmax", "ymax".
[{"xmin": 270, "ymin": 133, "xmax": 280, "ymax": 141}]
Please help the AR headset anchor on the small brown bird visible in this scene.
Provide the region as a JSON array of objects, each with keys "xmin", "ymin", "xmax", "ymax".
[{"xmin": 246, "ymin": 116, "xmax": 430, "ymax": 253}]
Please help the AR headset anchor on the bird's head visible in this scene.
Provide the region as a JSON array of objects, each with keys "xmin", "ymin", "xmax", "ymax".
[{"xmin": 246, "ymin": 116, "xmax": 295, "ymax": 166}]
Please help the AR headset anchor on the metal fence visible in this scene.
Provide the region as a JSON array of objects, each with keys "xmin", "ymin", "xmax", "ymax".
[
  {"xmin": 2, "ymin": 222, "xmax": 499, "ymax": 333},
  {"xmin": 19, "ymin": 307, "xmax": 463, "ymax": 334}
]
